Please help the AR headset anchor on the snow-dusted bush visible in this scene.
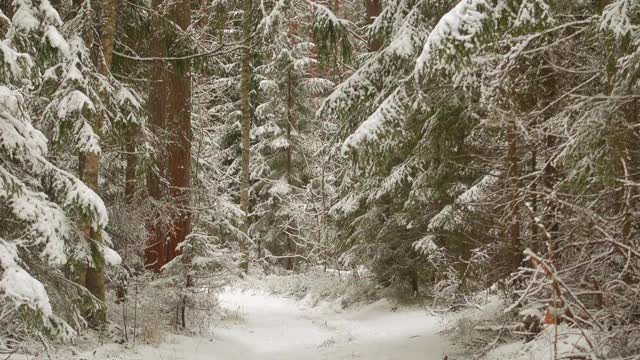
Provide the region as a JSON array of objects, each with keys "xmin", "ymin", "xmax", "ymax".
[{"xmin": 244, "ymin": 269, "xmax": 379, "ymax": 309}]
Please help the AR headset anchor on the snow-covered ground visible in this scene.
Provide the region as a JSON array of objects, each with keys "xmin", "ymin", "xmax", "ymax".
[
  {"xmin": 66, "ymin": 287, "xmax": 452, "ymax": 360},
  {"xmin": 11, "ymin": 282, "xmax": 594, "ymax": 360},
  {"xmin": 211, "ymin": 289, "xmax": 451, "ymax": 359}
]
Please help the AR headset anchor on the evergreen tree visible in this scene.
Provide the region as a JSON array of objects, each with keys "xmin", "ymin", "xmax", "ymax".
[{"xmin": 0, "ymin": 0, "xmax": 118, "ymax": 337}]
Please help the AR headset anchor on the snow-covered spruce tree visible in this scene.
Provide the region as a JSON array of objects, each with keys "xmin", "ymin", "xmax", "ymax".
[
  {"xmin": 327, "ymin": 0, "xmax": 556, "ymax": 292},
  {"xmin": 189, "ymin": 4, "xmax": 257, "ymax": 268},
  {"xmin": 249, "ymin": 0, "xmax": 337, "ymax": 270},
  {"xmin": 506, "ymin": 1, "xmax": 640, "ymax": 355},
  {"xmin": 327, "ymin": 0, "xmax": 640, "ymax": 355},
  {"xmin": 33, "ymin": 0, "xmax": 140, "ymax": 326},
  {"xmin": 192, "ymin": 76, "xmax": 245, "ymax": 257},
  {"xmin": 321, "ymin": 0, "xmax": 566, "ymax": 293},
  {"xmin": 318, "ymin": 0, "xmax": 483, "ymax": 294},
  {"xmin": 405, "ymin": 0, "xmax": 558, "ymax": 282},
  {"xmin": 203, "ymin": 0, "xmax": 350, "ymax": 272},
  {"xmin": 95, "ymin": 0, "xmax": 151, "ymax": 281},
  {"xmin": 0, "ymin": 0, "xmax": 119, "ymax": 338}
]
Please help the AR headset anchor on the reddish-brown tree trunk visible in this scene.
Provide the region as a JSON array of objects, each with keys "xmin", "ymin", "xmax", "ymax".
[
  {"xmin": 145, "ymin": 0, "xmax": 169, "ymax": 272},
  {"xmin": 165, "ymin": 0, "xmax": 192, "ymax": 263},
  {"xmin": 165, "ymin": 66, "xmax": 192, "ymax": 261}
]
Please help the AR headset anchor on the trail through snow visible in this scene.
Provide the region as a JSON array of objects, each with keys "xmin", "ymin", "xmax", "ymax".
[{"xmin": 133, "ymin": 288, "xmax": 452, "ymax": 360}]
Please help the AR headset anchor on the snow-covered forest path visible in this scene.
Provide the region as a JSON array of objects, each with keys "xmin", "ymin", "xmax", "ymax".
[{"xmin": 141, "ymin": 288, "xmax": 452, "ymax": 360}]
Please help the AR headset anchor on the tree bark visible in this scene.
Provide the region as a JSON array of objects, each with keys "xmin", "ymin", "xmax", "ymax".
[
  {"xmin": 81, "ymin": 0, "xmax": 118, "ymax": 328},
  {"xmin": 98, "ymin": 0, "xmax": 117, "ymax": 75},
  {"xmin": 81, "ymin": 164, "xmax": 106, "ymax": 327},
  {"xmin": 284, "ymin": 65, "xmax": 297, "ymax": 271},
  {"xmin": 119, "ymin": 0, "xmax": 137, "ymax": 205},
  {"xmin": 145, "ymin": 0, "xmax": 169, "ymax": 272},
  {"xmin": 124, "ymin": 139, "xmax": 137, "ymax": 201},
  {"xmin": 165, "ymin": 0, "xmax": 192, "ymax": 262},
  {"xmin": 507, "ymin": 121, "xmax": 522, "ymax": 272},
  {"xmin": 365, "ymin": 0, "xmax": 382, "ymax": 51},
  {"xmin": 239, "ymin": 0, "xmax": 253, "ymax": 273}
]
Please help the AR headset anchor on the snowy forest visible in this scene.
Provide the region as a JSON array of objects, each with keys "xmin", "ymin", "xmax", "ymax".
[{"xmin": 1, "ymin": 0, "xmax": 640, "ymax": 358}]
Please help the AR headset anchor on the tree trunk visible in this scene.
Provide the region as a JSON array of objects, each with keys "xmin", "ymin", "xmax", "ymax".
[
  {"xmin": 507, "ymin": 121, "xmax": 522, "ymax": 271},
  {"xmin": 543, "ymin": 136, "xmax": 558, "ymax": 259},
  {"xmin": 540, "ymin": 53, "xmax": 560, "ymax": 262},
  {"xmin": 124, "ymin": 139, "xmax": 137, "ymax": 201},
  {"xmin": 165, "ymin": 0, "xmax": 192, "ymax": 262},
  {"xmin": 145, "ymin": 0, "xmax": 193, "ymax": 268},
  {"xmin": 145, "ymin": 0, "xmax": 169, "ymax": 272},
  {"xmin": 365, "ymin": 0, "xmax": 382, "ymax": 51},
  {"xmin": 80, "ymin": 0, "xmax": 118, "ymax": 328},
  {"xmin": 98, "ymin": 0, "xmax": 117, "ymax": 75},
  {"xmin": 239, "ymin": 0, "xmax": 253, "ymax": 273},
  {"xmin": 598, "ymin": 0, "xmax": 610, "ymax": 13},
  {"xmin": 80, "ymin": 179, "xmax": 106, "ymax": 327},
  {"xmin": 529, "ymin": 149, "xmax": 538, "ymax": 253},
  {"xmin": 284, "ymin": 66, "xmax": 297, "ymax": 271}
]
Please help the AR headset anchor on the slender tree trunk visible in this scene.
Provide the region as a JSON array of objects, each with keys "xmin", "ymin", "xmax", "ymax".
[
  {"xmin": 598, "ymin": 0, "xmax": 610, "ymax": 13},
  {"xmin": 98, "ymin": 0, "xmax": 117, "ymax": 75},
  {"xmin": 117, "ymin": 0, "xmax": 138, "ymax": 205},
  {"xmin": 124, "ymin": 139, "xmax": 137, "ymax": 201},
  {"xmin": 539, "ymin": 55, "xmax": 559, "ymax": 261},
  {"xmin": 284, "ymin": 44, "xmax": 297, "ymax": 271},
  {"xmin": 81, "ymin": 157, "xmax": 106, "ymax": 326},
  {"xmin": 543, "ymin": 136, "xmax": 558, "ymax": 259},
  {"xmin": 239, "ymin": 0, "xmax": 253, "ymax": 273},
  {"xmin": 529, "ymin": 149, "xmax": 538, "ymax": 253},
  {"xmin": 365, "ymin": 0, "xmax": 381, "ymax": 51},
  {"xmin": 284, "ymin": 78, "xmax": 295, "ymax": 271},
  {"xmin": 80, "ymin": 0, "xmax": 119, "ymax": 328},
  {"xmin": 507, "ymin": 121, "xmax": 522, "ymax": 271}
]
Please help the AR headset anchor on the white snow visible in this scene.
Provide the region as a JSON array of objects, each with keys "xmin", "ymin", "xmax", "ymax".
[
  {"xmin": 193, "ymin": 289, "xmax": 450, "ymax": 359},
  {"xmin": 75, "ymin": 120, "xmax": 101, "ymax": 154},
  {"xmin": 269, "ymin": 179, "xmax": 290, "ymax": 196},
  {"xmin": 43, "ymin": 25, "xmax": 70, "ymax": 58},
  {"xmin": 0, "ymin": 239, "xmax": 54, "ymax": 317},
  {"xmin": 0, "ymin": 41, "xmax": 33, "ymax": 80},
  {"xmin": 57, "ymin": 90, "xmax": 95, "ymax": 119},
  {"xmin": 423, "ymin": 171, "xmax": 500, "ymax": 233},
  {"xmin": 11, "ymin": 3, "xmax": 40, "ymax": 32},
  {"xmin": 101, "ymin": 243, "xmax": 122, "ymax": 266},
  {"xmin": 484, "ymin": 324, "xmax": 594, "ymax": 360},
  {"xmin": 601, "ymin": 0, "xmax": 635, "ymax": 37},
  {"xmin": 116, "ymin": 87, "xmax": 142, "ymax": 109},
  {"xmin": 341, "ymin": 84, "xmax": 409, "ymax": 154},
  {"xmin": 69, "ymin": 288, "xmax": 453, "ymax": 360},
  {"xmin": 415, "ymin": 0, "xmax": 489, "ymax": 76},
  {"xmin": 38, "ymin": 0, "xmax": 63, "ymax": 27},
  {"xmin": 269, "ymin": 136, "xmax": 290, "ymax": 149}
]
